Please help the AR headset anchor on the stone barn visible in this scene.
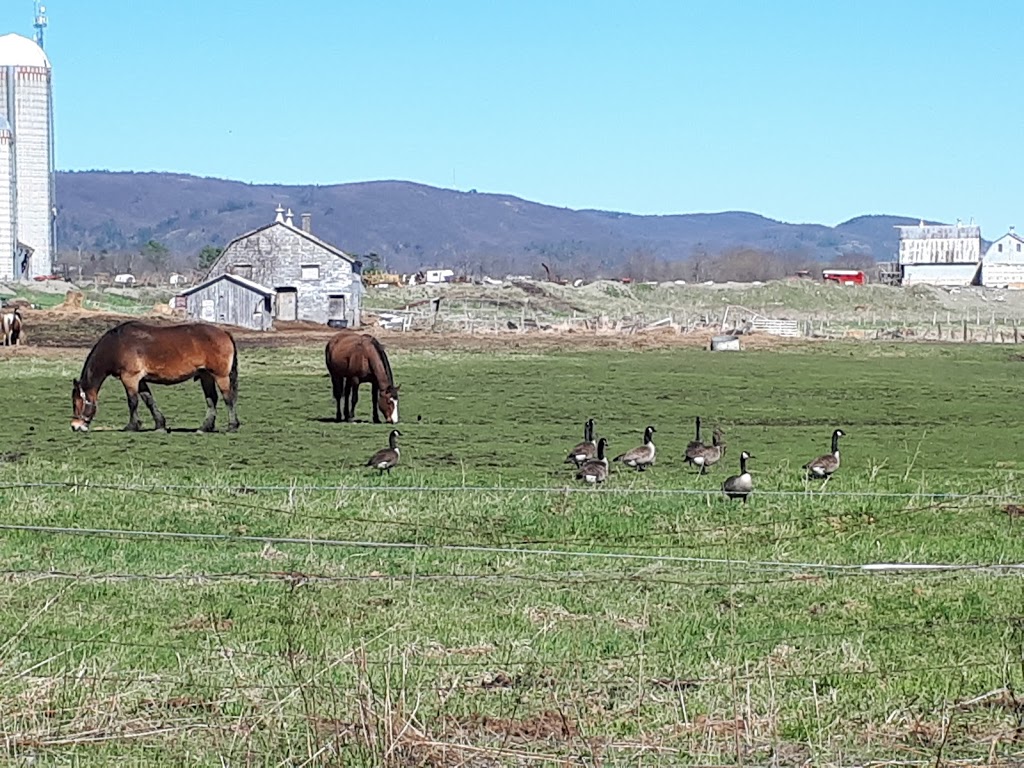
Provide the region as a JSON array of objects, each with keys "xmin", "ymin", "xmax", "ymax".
[
  {"xmin": 204, "ymin": 206, "xmax": 363, "ymax": 327},
  {"xmin": 179, "ymin": 273, "xmax": 274, "ymax": 331}
]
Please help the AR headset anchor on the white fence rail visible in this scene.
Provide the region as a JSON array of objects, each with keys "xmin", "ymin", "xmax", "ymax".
[{"xmin": 750, "ymin": 317, "xmax": 801, "ymax": 337}]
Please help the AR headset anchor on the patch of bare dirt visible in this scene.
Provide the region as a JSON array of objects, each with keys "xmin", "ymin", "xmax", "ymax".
[
  {"xmin": 172, "ymin": 615, "xmax": 234, "ymax": 633},
  {"xmin": 2, "ymin": 305, "xmax": 818, "ymax": 354}
]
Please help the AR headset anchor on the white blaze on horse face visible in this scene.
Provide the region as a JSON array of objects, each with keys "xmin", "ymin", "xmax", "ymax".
[{"xmin": 390, "ymin": 400, "xmax": 399, "ymax": 424}]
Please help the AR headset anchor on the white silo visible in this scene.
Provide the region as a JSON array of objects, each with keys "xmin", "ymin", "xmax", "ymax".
[
  {"xmin": 0, "ymin": 33, "xmax": 54, "ymax": 280},
  {"xmin": 0, "ymin": 116, "xmax": 12, "ymax": 279}
]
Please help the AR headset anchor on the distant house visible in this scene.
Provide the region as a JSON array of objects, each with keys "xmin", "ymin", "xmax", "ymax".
[
  {"xmin": 981, "ymin": 229, "xmax": 1024, "ymax": 288},
  {"xmin": 178, "ymin": 273, "xmax": 274, "ymax": 331},
  {"xmin": 202, "ymin": 206, "xmax": 363, "ymax": 327}
]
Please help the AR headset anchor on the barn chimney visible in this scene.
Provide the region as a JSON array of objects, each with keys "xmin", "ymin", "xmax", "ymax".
[
  {"xmin": 285, "ymin": 208, "xmax": 295, "ymax": 227},
  {"xmin": 274, "ymin": 204, "xmax": 285, "ymax": 223},
  {"xmin": 301, "ymin": 213, "xmax": 312, "ymax": 233}
]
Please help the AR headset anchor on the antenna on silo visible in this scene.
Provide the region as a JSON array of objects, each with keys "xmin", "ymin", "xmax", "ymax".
[{"xmin": 33, "ymin": 2, "xmax": 48, "ymax": 49}]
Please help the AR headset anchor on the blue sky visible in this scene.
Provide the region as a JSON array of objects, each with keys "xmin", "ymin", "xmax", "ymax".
[{"xmin": 1, "ymin": 1, "xmax": 1020, "ymax": 232}]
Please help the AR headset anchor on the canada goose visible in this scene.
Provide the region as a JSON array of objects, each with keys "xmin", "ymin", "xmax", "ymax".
[
  {"xmin": 613, "ymin": 425, "xmax": 656, "ymax": 471},
  {"xmin": 689, "ymin": 428, "xmax": 726, "ymax": 474},
  {"xmin": 804, "ymin": 429, "xmax": 845, "ymax": 479},
  {"xmin": 683, "ymin": 416, "xmax": 704, "ymax": 465},
  {"xmin": 576, "ymin": 438, "xmax": 609, "ymax": 483},
  {"xmin": 564, "ymin": 418, "xmax": 597, "ymax": 467},
  {"xmin": 722, "ymin": 451, "xmax": 754, "ymax": 503},
  {"xmin": 367, "ymin": 429, "xmax": 401, "ymax": 474}
]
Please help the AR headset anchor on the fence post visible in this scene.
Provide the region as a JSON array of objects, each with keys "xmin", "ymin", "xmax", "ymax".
[{"xmin": 962, "ymin": 319, "xmax": 968, "ymax": 342}]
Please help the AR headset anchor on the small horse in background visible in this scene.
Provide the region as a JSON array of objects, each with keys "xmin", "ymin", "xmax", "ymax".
[
  {"xmin": 325, "ymin": 332, "xmax": 399, "ymax": 423},
  {"xmin": 71, "ymin": 321, "xmax": 240, "ymax": 433},
  {"xmin": 2, "ymin": 308, "xmax": 22, "ymax": 346}
]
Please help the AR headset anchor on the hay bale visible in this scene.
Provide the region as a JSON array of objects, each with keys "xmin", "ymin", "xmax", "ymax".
[{"xmin": 61, "ymin": 290, "xmax": 84, "ymax": 310}]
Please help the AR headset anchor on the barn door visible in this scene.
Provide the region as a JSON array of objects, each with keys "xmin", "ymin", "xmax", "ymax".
[
  {"xmin": 276, "ymin": 288, "xmax": 297, "ymax": 321},
  {"xmin": 327, "ymin": 290, "xmax": 348, "ymax": 321}
]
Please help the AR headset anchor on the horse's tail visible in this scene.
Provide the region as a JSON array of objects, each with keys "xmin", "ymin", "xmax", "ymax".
[
  {"xmin": 229, "ymin": 332, "xmax": 239, "ymax": 394},
  {"xmin": 371, "ymin": 336, "xmax": 394, "ymax": 385}
]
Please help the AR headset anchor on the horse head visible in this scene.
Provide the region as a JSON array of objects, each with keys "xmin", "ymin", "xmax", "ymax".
[
  {"xmin": 377, "ymin": 383, "xmax": 400, "ymax": 424},
  {"xmin": 71, "ymin": 378, "xmax": 97, "ymax": 432}
]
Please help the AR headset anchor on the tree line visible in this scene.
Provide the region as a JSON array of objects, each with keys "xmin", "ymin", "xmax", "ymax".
[{"xmin": 53, "ymin": 242, "xmax": 877, "ymax": 284}]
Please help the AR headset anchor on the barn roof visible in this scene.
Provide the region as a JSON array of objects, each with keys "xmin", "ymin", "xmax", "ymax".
[
  {"xmin": 995, "ymin": 231, "xmax": 1024, "ymax": 245},
  {"xmin": 227, "ymin": 222, "xmax": 357, "ymax": 264},
  {"xmin": 178, "ymin": 272, "xmax": 275, "ymax": 297}
]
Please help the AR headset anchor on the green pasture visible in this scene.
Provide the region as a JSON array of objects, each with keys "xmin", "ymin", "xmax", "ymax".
[{"xmin": 0, "ymin": 341, "xmax": 1022, "ymax": 766}]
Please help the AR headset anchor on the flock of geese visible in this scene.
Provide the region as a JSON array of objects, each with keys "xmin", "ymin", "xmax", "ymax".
[
  {"xmin": 565, "ymin": 417, "xmax": 846, "ymax": 502},
  {"xmin": 363, "ymin": 419, "xmax": 847, "ymax": 503}
]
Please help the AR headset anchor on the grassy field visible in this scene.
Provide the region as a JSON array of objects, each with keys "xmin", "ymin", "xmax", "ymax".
[{"xmin": 1, "ymin": 341, "xmax": 1023, "ymax": 766}]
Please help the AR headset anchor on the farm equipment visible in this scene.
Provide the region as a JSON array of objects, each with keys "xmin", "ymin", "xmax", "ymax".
[{"xmin": 541, "ymin": 263, "xmax": 569, "ymax": 285}]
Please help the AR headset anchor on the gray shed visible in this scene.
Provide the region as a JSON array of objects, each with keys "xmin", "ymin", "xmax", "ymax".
[{"xmin": 179, "ymin": 273, "xmax": 274, "ymax": 331}]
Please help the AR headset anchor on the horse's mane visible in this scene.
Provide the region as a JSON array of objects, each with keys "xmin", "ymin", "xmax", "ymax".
[
  {"xmin": 370, "ymin": 337, "xmax": 395, "ymax": 386},
  {"xmin": 80, "ymin": 322, "xmax": 132, "ymax": 384}
]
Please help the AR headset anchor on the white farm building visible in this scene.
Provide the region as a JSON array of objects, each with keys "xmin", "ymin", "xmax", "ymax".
[
  {"xmin": 897, "ymin": 221, "xmax": 982, "ymax": 287},
  {"xmin": 980, "ymin": 229, "xmax": 1024, "ymax": 289},
  {"xmin": 0, "ymin": 33, "xmax": 55, "ymax": 280}
]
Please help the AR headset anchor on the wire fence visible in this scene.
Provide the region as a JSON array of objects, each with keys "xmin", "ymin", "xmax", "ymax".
[
  {"xmin": 364, "ymin": 298, "xmax": 1024, "ymax": 346},
  {"xmin": 2, "ymin": 479, "xmax": 1023, "ymax": 765}
]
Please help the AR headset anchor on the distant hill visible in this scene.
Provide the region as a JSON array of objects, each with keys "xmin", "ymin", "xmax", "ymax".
[{"xmin": 53, "ymin": 171, "xmax": 932, "ymax": 275}]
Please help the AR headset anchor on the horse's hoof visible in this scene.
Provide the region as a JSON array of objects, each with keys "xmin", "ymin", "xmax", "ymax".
[
  {"xmin": 226, "ymin": 423, "xmax": 240, "ymax": 433},
  {"xmin": 122, "ymin": 423, "xmax": 141, "ymax": 432}
]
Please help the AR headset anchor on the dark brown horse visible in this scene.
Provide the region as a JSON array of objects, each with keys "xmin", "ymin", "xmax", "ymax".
[
  {"xmin": 325, "ymin": 332, "xmax": 399, "ymax": 424},
  {"xmin": 71, "ymin": 321, "xmax": 240, "ymax": 433}
]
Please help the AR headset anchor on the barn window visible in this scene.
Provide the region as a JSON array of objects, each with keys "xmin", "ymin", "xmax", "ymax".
[
  {"xmin": 998, "ymin": 244, "xmax": 1004, "ymax": 253},
  {"xmin": 231, "ymin": 264, "xmax": 253, "ymax": 279},
  {"xmin": 1018, "ymin": 244, "xmax": 1022, "ymax": 252},
  {"xmin": 301, "ymin": 264, "xmax": 320, "ymax": 280}
]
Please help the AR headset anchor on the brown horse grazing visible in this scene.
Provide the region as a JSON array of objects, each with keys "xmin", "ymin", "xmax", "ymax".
[
  {"xmin": 71, "ymin": 321, "xmax": 240, "ymax": 433},
  {"xmin": 325, "ymin": 331, "xmax": 399, "ymax": 424}
]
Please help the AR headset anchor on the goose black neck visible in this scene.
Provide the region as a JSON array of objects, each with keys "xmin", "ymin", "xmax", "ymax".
[{"xmin": 831, "ymin": 432, "xmax": 841, "ymax": 454}]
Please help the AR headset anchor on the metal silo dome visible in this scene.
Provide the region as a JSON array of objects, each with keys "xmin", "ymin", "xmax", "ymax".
[
  {"xmin": 0, "ymin": 33, "xmax": 50, "ymax": 68},
  {"xmin": 0, "ymin": 31, "xmax": 54, "ymax": 280}
]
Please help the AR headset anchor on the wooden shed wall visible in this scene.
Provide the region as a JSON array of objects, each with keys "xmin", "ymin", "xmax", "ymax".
[{"xmin": 185, "ymin": 280, "xmax": 273, "ymax": 331}]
